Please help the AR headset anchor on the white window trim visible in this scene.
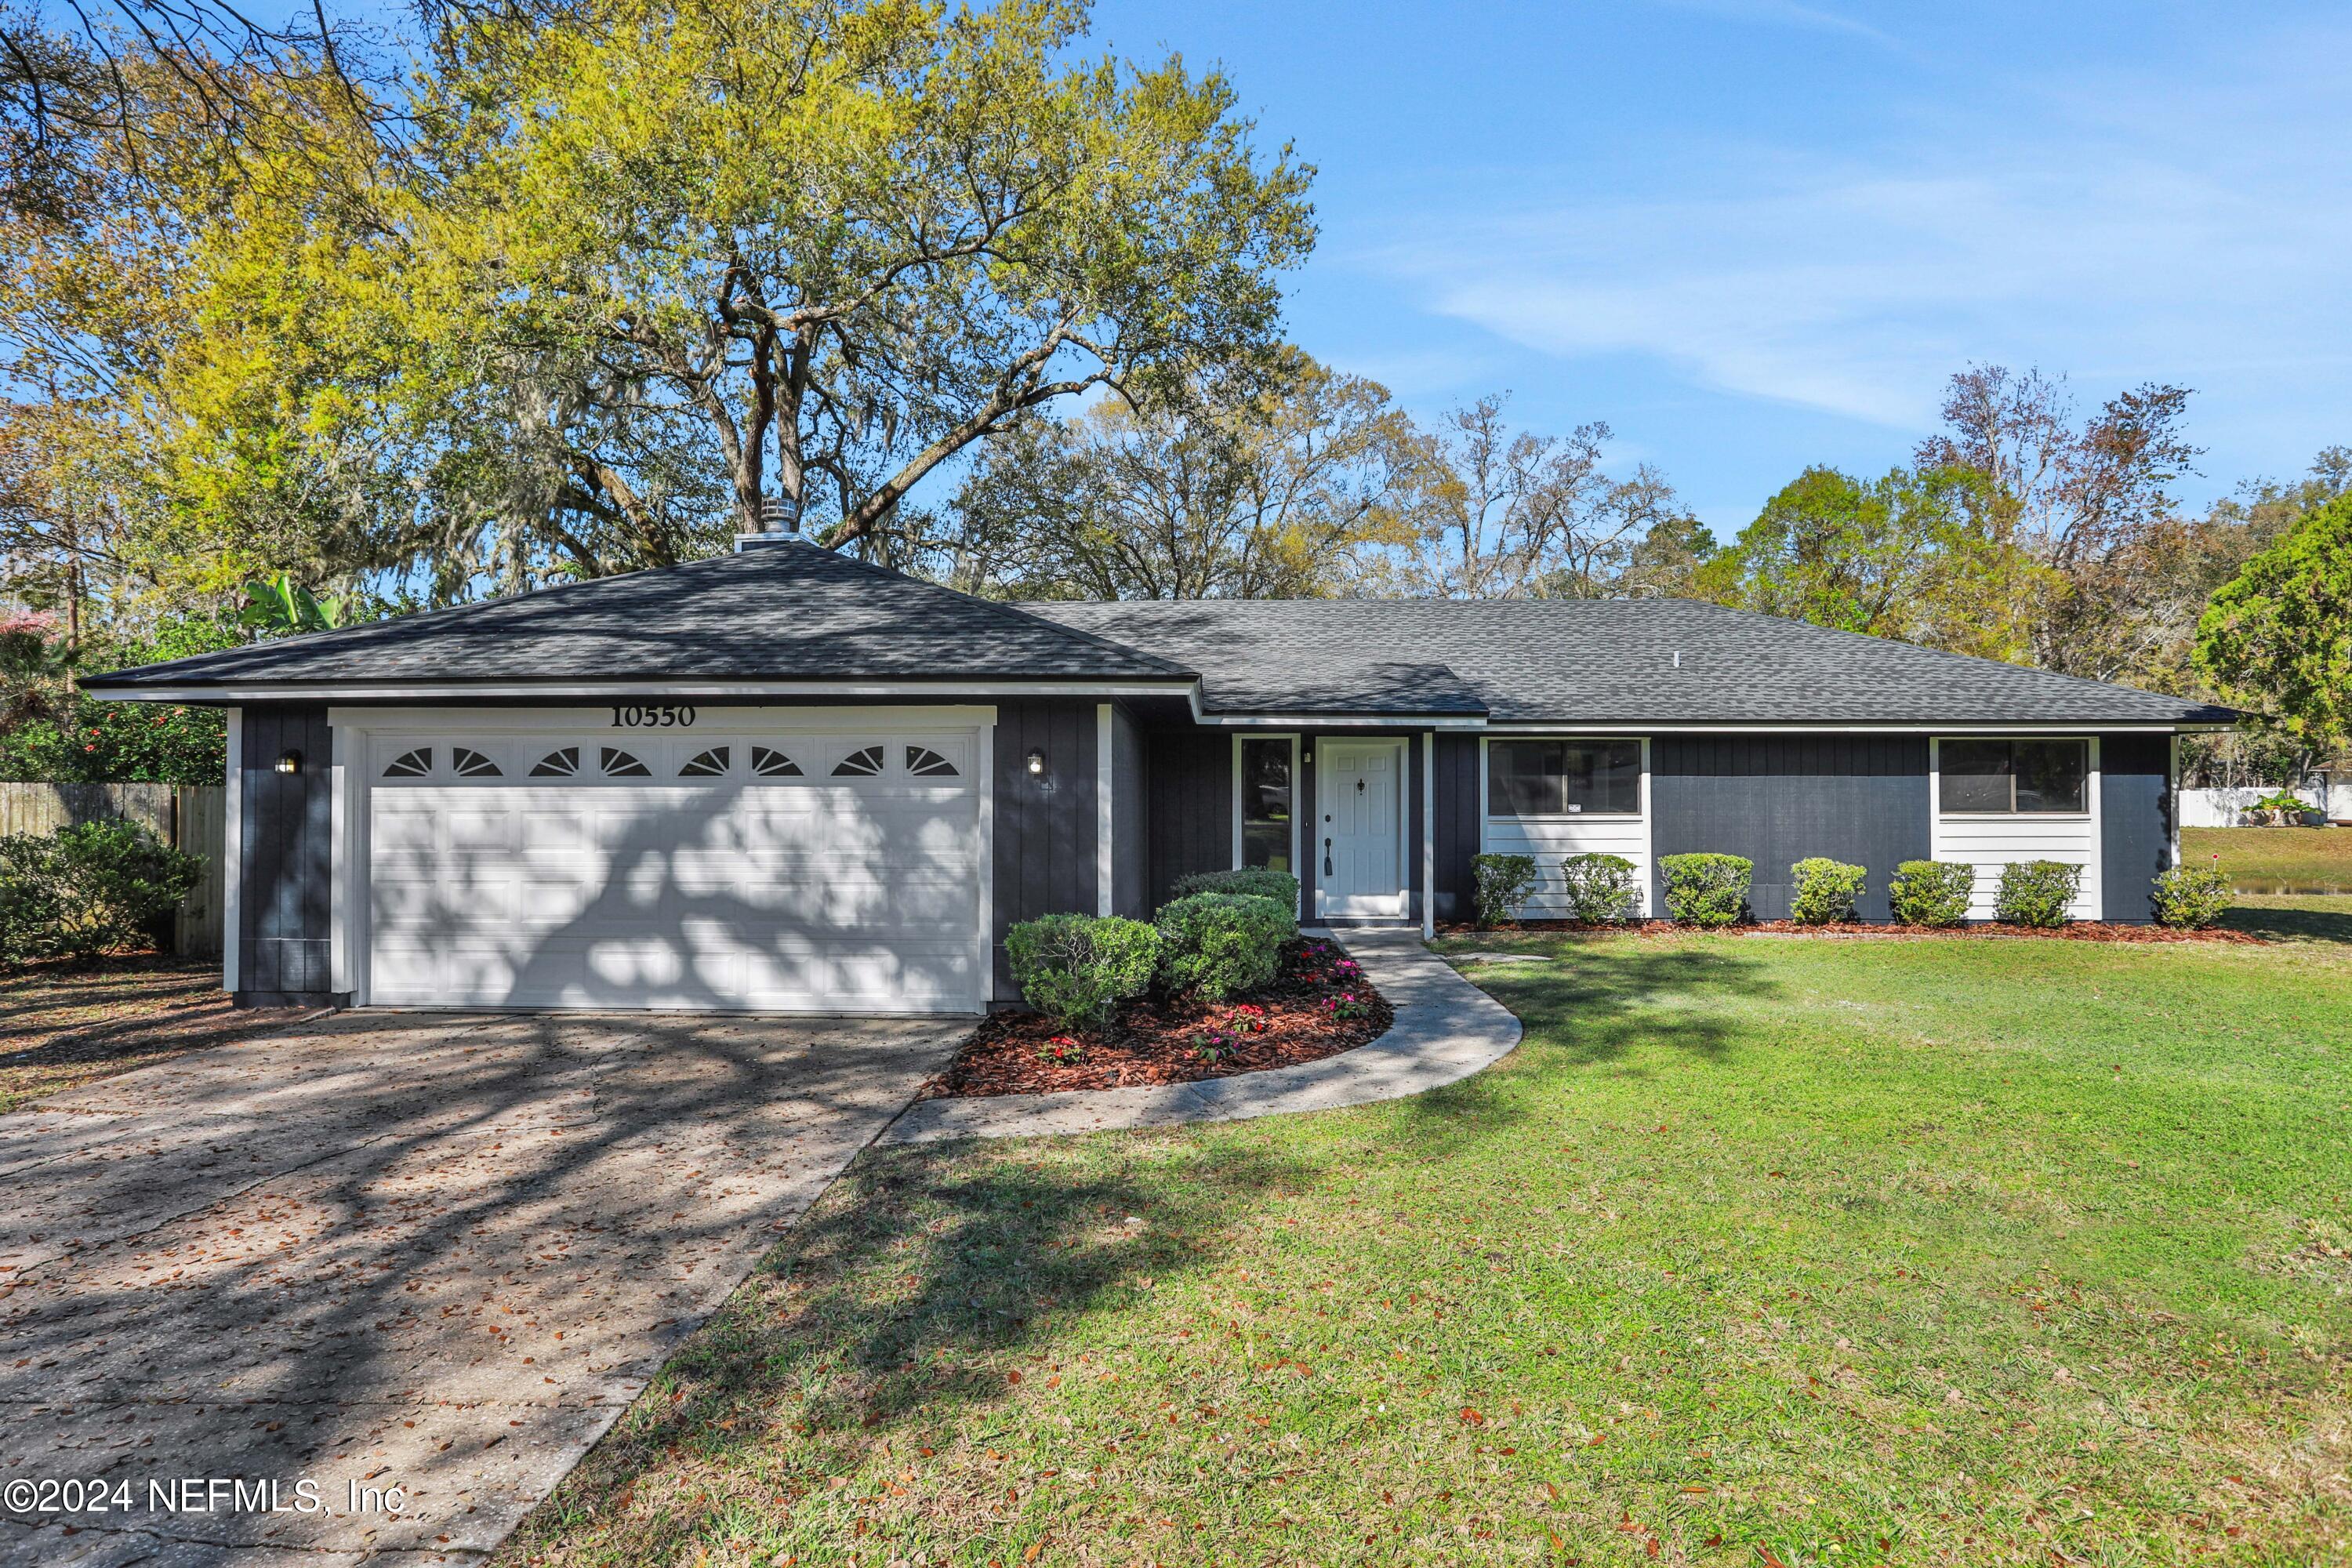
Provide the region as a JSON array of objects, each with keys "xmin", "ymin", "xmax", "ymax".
[
  {"xmin": 1230, "ymin": 731, "xmax": 1302, "ymax": 894},
  {"xmin": 1930, "ymin": 735, "xmax": 2096, "ymax": 818},
  {"xmin": 1481, "ymin": 735, "xmax": 1647, "ymax": 819}
]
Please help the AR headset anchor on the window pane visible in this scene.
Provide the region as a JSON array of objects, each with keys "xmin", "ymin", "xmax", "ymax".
[
  {"xmin": 1939, "ymin": 739, "xmax": 2013, "ymax": 812},
  {"xmin": 1563, "ymin": 740, "xmax": 1642, "ymax": 814},
  {"xmin": 1487, "ymin": 740, "xmax": 1563, "ymax": 815},
  {"xmin": 1240, "ymin": 739, "xmax": 1291, "ymax": 869},
  {"xmin": 1242, "ymin": 821, "xmax": 1291, "ymax": 873},
  {"xmin": 2013, "ymin": 739, "xmax": 2088, "ymax": 813}
]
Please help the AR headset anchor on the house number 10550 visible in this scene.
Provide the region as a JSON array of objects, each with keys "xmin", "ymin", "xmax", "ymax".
[{"xmin": 610, "ymin": 705, "xmax": 696, "ymax": 728}]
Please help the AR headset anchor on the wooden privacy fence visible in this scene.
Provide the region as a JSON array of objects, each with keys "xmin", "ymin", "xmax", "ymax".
[{"xmin": 0, "ymin": 781, "xmax": 227, "ymax": 958}]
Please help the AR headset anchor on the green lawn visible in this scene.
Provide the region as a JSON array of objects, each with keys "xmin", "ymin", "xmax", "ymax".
[
  {"xmin": 504, "ymin": 930, "xmax": 2352, "ymax": 1568},
  {"xmin": 2185, "ymin": 826, "xmax": 2352, "ymax": 892}
]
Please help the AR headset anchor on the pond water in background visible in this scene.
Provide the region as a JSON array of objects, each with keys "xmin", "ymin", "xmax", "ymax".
[{"xmin": 2233, "ymin": 884, "xmax": 2352, "ymax": 897}]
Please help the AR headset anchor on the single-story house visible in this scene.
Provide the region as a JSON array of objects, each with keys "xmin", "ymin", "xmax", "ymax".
[{"xmin": 82, "ymin": 528, "xmax": 2235, "ymax": 1014}]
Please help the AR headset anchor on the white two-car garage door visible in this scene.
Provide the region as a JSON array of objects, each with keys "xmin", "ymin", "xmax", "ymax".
[{"xmin": 361, "ymin": 719, "xmax": 984, "ymax": 1013}]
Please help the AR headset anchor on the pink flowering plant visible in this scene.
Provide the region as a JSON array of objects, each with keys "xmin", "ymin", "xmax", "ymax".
[
  {"xmin": 1324, "ymin": 990, "xmax": 1370, "ymax": 1022},
  {"xmin": 1189, "ymin": 1024, "xmax": 1243, "ymax": 1062}
]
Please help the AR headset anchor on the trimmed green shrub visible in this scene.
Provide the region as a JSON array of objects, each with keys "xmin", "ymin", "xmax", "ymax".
[
  {"xmin": 0, "ymin": 819, "xmax": 204, "ymax": 964},
  {"xmin": 1471, "ymin": 853, "xmax": 1538, "ymax": 927},
  {"xmin": 0, "ymin": 835, "xmax": 66, "ymax": 962},
  {"xmin": 1167, "ymin": 866, "xmax": 1301, "ymax": 908},
  {"xmin": 1154, "ymin": 892, "xmax": 1295, "ymax": 1002},
  {"xmin": 1004, "ymin": 913, "xmax": 1160, "ymax": 1031},
  {"xmin": 1559, "ymin": 852, "xmax": 1641, "ymax": 924},
  {"xmin": 1994, "ymin": 860, "xmax": 2082, "ymax": 927},
  {"xmin": 1788, "ymin": 857, "xmax": 1867, "ymax": 925},
  {"xmin": 1888, "ymin": 859, "xmax": 1974, "ymax": 927},
  {"xmin": 2151, "ymin": 861, "xmax": 2232, "ymax": 929},
  {"xmin": 1658, "ymin": 852, "xmax": 1752, "ymax": 927}
]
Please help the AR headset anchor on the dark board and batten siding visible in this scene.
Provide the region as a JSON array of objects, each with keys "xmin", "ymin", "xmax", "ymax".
[
  {"xmin": 2100, "ymin": 732, "xmax": 2174, "ymax": 923},
  {"xmin": 238, "ymin": 705, "xmax": 339, "ymax": 1005},
  {"xmin": 1143, "ymin": 727, "xmax": 1232, "ymax": 912},
  {"xmin": 1649, "ymin": 734, "xmax": 1931, "ymax": 923},
  {"xmin": 990, "ymin": 699, "xmax": 1101, "ymax": 1004},
  {"xmin": 1431, "ymin": 733, "xmax": 1480, "ymax": 925}
]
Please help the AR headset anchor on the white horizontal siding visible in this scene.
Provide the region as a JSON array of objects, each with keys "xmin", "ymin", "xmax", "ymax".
[
  {"xmin": 1486, "ymin": 815, "xmax": 1650, "ymax": 917},
  {"xmin": 1930, "ymin": 737, "xmax": 2101, "ymax": 920}
]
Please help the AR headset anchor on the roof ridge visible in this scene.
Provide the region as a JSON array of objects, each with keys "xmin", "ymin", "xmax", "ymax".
[
  {"xmin": 82, "ymin": 551, "xmax": 762, "ymax": 684},
  {"xmin": 88, "ymin": 546, "xmax": 1199, "ymax": 688},
  {"xmin": 811, "ymin": 551, "xmax": 1196, "ymax": 677},
  {"xmin": 1033, "ymin": 593, "xmax": 2217, "ymax": 705},
  {"xmin": 1661, "ymin": 597, "xmax": 2205, "ymax": 703}
]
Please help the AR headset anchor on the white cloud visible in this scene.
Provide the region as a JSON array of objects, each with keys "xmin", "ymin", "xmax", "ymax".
[{"xmin": 1360, "ymin": 26, "xmax": 2352, "ymax": 437}]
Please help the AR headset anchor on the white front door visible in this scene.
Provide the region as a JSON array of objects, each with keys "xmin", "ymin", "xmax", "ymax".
[{"xmin": 1319, "ymin": 739, "xmax": 1407, "ymax": 919}]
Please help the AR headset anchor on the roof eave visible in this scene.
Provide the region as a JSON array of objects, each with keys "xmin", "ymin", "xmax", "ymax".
[{"xmin": 78, "ymin": 673, "xmax": 1206, "ymax": 704}]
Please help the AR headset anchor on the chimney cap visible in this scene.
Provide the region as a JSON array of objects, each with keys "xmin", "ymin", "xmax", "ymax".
[{"xmin": 735, "ymin": 495, "xmax": 806, "ymax": 551}]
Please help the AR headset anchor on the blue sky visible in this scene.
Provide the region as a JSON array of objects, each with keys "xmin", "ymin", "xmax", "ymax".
[{"xmin": 1087, "ymin": 0, "xmax": 2352, "ymax": 539}]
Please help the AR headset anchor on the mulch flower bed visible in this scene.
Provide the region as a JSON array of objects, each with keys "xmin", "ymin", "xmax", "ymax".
[
  {"xmin": 920, "ymin": 937, "xmax": 1392, "ymax": 1099},
  {"xmin": 1440, "ymin": 920, "xmax": 2266, "ymax": 945}
]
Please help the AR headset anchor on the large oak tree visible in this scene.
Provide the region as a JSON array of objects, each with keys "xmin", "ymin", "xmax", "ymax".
[{"xmin": 405, "ymin": 0, "xmax": 1314, "ymax": 561}]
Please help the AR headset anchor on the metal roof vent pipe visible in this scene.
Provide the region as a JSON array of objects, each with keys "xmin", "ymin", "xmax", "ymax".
[{"xmin": 735, "ymin": 495, "xmax": 804, "ymax": 550}]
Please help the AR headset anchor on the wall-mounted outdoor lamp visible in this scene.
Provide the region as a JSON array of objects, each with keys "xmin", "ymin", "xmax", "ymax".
[
  {"xmin": 274, "ymin": 750, "xmax": 303, "ymax": 775},
  {"xmin": 1025, "ymin": 748, "xmax": 1046, "ymax": 776}
]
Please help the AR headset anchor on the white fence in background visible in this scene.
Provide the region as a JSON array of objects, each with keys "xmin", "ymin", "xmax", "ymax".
[{"xmin": 2180, "ymin": 782, "xmax": 2352, "ymax": 827}]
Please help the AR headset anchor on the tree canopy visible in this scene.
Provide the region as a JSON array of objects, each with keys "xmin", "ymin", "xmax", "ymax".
[
  {"xmin": 939, "ymin": 351, "xmax": 1417, "ymax": 598},
  {"xmin": 2196, "ymin": 492, "xmax": 2352, "ymax": 766},
  {"xmin": 1700, "ymin": 463, "xmax": 2030, "ymax": 659},
  {"xmin": 2, "ymin": 0, "xmax": 1315, "ymax": 612},
  {"xmin": 401, "ymin": 0, "xmax": 1314, "ymax": 565}
]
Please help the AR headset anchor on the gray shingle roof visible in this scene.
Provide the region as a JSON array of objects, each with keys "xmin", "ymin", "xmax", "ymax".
[
  {"xmin": 83, "ymin": 543, "xmax": 1193, "ymax": 691},
  {"xmin": 1022, "ymin": 597, "xmax": 2234, "ymax": 725},
  {"xmin": 82, "ymin": 540, "xmax": 2232, "ymax": 727}
]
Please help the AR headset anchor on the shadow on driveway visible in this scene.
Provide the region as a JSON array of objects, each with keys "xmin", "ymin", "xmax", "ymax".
[{"xmin": 0, "ymin": 1007, "xmax": 964, "ymax": 1564}]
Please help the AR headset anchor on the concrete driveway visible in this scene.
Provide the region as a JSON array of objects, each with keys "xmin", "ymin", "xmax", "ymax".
[{"xmin": 0, "ymin": 1009, "xmax": 964, "ymax": 1566}]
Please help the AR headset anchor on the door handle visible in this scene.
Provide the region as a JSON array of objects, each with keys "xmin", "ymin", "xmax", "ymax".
[{"xmin": 1323, "ymin": 837, "xmax": 1333, "ymax": 877}]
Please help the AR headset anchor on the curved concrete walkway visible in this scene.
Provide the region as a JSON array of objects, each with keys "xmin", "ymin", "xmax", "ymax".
[{"xmin": 878, "ymin": 930, "xmax": 1521, "ymax": 1145}]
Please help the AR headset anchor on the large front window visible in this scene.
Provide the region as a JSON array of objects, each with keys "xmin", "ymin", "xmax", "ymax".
[
  {"xmin": 1487, "ymin": 739, "xmax": 1642, "ymax": 816},
  {"xmin": 1240, "ymin": 737, "xmax": 1294, "ymax": 871},
  {"xmin": 1938, "ymin": 738, "xmax": 2089, "ymax": 814}
]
